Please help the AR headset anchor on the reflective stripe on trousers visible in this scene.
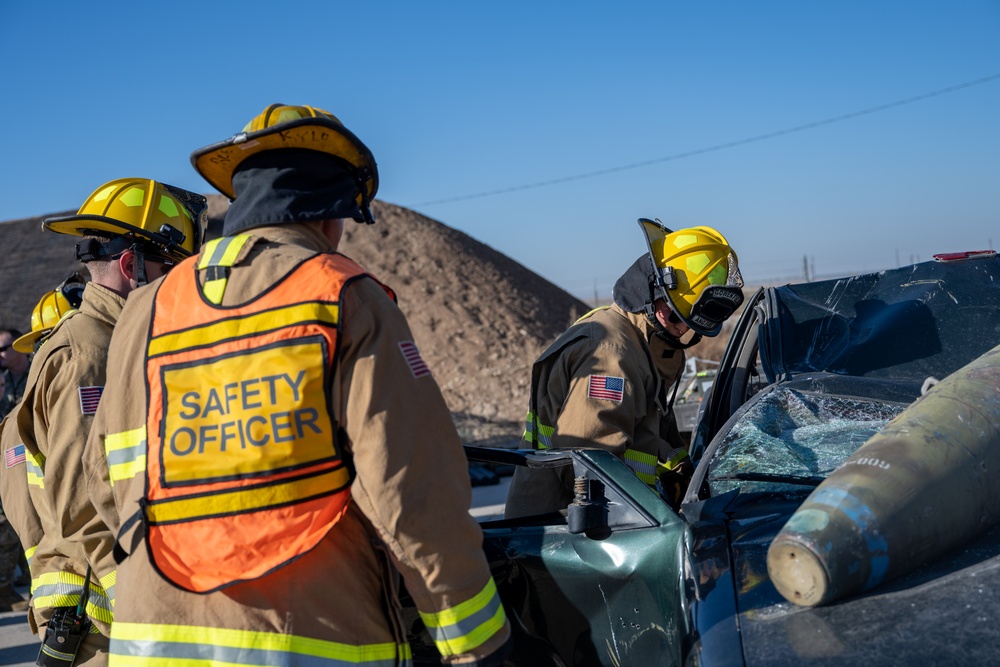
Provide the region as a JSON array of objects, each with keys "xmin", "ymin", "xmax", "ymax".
[{"xmin": 109, "ymin": 623, "xmax": 412, "ymax": 666}]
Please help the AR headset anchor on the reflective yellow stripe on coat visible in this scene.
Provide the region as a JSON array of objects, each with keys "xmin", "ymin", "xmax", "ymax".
[
  {"xmin": 418, "ymin": 578, "xmax": 506, "ymax": 656},
  {"xmin": 105, "ymin": 426, "xmax": 147, "ymax": 485},
  {"xmin": 623, "ymin": 448, "xmax": 658, "ymax": 486},
  {"xmin": 32, "ymin": 571, "xmax": 114, "ymax": 624},
  {"xmin": 522, "ymin": 411, "xmax": 554, "ymax": 449},
  {"xmin": 109, "ymin": 623, "xmax": 412, "ymax": 666},
  {"xmin": 26, "ymin": 451, "xmax": 44, "ymax": 489}
]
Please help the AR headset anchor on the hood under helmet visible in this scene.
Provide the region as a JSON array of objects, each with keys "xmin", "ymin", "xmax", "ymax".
[{"xmin": 613, "ymin": 218, "xmax": 744, "ymax": 347}]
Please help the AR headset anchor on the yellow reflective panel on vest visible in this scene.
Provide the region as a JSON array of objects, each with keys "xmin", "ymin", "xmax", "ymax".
[
  {"xmin": 161, "ymin": 340, "xmax": 334, "ymax": 485},
  {"xmin": 141, "ymin": 251, "xmax": 385, "ymax": 593}
]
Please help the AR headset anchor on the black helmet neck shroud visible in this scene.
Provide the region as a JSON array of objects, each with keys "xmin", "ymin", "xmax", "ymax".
[
  {"xmin": 612, "ymin": 255, "xmax": 703, "ymax": 350},
  {"xmin": 223, "ymin": 149, "xmax": 371, "ymax": 237}
]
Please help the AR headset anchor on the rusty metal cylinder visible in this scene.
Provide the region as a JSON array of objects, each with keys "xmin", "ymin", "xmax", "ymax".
[{"xmin": 767, "ymin": 344, "xmax": 1000, "ymax": 607}]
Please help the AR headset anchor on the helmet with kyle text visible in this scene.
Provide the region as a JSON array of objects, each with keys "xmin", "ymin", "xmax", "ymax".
[{"xmin": 190, "ymin": 103, "xmax": 378, "ymax": 224}]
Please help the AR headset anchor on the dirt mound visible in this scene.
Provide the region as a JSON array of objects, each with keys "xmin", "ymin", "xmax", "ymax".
[
  {"xmin": 1, "ymin": 199, "xmax": 590, "ymax": 445},
  {"xmin": 343, "ymin": 201, "xmax": 589, "ymax": 428}
]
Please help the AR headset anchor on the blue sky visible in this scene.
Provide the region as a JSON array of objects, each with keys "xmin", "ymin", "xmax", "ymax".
[{"xmin": 1, "ymin": 2, "xmax": 997, "ymax": 300}]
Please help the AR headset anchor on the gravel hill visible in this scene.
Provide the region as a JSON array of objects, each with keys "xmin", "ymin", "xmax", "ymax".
[{"xmin": 0, "ymin": 198, "xmax": 590, "ymax": 445}]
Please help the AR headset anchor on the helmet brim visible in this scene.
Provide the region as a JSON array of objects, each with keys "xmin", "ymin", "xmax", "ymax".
[
  {"xmin": 12, "ymin": 329, "xmax": 49, "ymax": 354},
  {"xmin": 42, "ymin": 215, "xmax": 193, "ymax": 262},
  {"xmin": 190, "ymin": 117, "xmax": 378, "ymax": 201}
]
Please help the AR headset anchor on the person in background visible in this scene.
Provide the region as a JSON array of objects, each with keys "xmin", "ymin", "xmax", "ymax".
[
  {"xmin": 8, "ymin": 179, "xmax": 201, "ymax": 666},
  {"xmin": 85, "ymin": 104, "xmax": 511, "ymax": 666},
  {"xmin": 0, "ymin": 329, "xmax": 30, "ymax": 419},
  {"xmin": 506, "ymin": 219, "xmax": 743, "ymax": 518}
]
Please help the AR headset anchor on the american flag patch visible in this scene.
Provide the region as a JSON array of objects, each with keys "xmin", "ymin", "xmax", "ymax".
[
  {"xmin": 4, "ymin": 444, "xmax": 25, "ymax": 468},
  {"xmin": 398, "ymin": 341, "xmax": 431, "ymax": 378},
  {"xmin": 588, "ymin": 375, "xmax": 625, "ymax": 403},
  {"xmin": 79, "ymin": 386, "xmax": 104, "ymax": 415}
]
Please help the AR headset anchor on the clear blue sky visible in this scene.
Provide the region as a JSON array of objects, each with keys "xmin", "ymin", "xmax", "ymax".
[{"xmin": 2, "ymin": 2, "xmax": 997, "ymax": 299}]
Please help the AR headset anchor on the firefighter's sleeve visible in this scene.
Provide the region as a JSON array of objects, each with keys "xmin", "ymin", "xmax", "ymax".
[
  {"xmin": 82, "ymin": 423, "xmax": 119, "ymax": 538},
  {"xmin": 83, "ymin": 295, "xmax": 153, "ymax": 592},
  {"xmin": 29, "ymin": 347, "xmax": 116, "ymax": 622},
  {"xmin": 337, "ymin": 279, "xmax": 511, "ymax": 664},
  {"xmin": 0, "ymin": 412, "xmax": 43, "ymax": 571}
]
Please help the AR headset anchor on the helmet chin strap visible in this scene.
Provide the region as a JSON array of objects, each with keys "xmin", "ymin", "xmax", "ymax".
[
  {"xmin": 644, "ymin": 302, "xmax": 704, "ymax": 349},
  {"xmin": 132, "ymin": 245, "xmax": 149, "ymax": 287},
  {"xmin": 656, "ymin": 328, "xmax": 703, "ymax": 349}
]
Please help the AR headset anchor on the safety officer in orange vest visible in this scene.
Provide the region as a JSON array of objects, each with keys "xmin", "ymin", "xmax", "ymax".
[
  {"xmin": 6, "ymin": 180, "xmax": 202, "ymax": 666},
  {"xmin": 505, "ymin": 219, "xmax": 743, "ymax": 518},
  {"xmin": 0, "ymin": 276, "xmax": 86, "ymax": 614},
  {"xmin": 84, "ymin": 104, "xmax": 511, "ymax": 666}
]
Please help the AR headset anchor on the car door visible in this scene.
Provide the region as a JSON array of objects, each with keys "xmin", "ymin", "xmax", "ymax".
[
  {"xmin": 691, "ymin": 287, "xmax": 768, "ymax": 461},
  {"xmin": 406, "ymin": 446, "xmax": 692, "ymax": 666}
]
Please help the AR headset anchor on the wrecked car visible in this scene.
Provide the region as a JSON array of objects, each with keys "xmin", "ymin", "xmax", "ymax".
[{"xmin": 407, "ymin": 251, "xmax": 1000, "ymax": 666}]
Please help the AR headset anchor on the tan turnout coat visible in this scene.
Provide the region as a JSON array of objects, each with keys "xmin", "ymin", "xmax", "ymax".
[
  {"xmin": 506, "ymin": 304, "xmax": 689, "ymax": 518},
  {"xmin": 85, "ymin": 224, "xmax": 510, "ymax": 666},
  {"xmin": 7, "ymin": 283, "xmax": 123, "ymax": 663}
]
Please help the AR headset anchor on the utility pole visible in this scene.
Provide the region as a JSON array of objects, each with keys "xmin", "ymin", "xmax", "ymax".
[{"xmin": 802, "ymin": 254, "xmax": 810, "ymax": 282}]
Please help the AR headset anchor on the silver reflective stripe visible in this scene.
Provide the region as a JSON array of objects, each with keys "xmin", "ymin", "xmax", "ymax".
[
  {"xmin": 205, "ymin": 237, "xmax": 232, "ymax": 267},
  {"xmin": 109, "ymin": 639, "xmax": 409, "ymax": 667},
  {"xmin": 423, "ymin": 591, "xmax": 503, "ymax": 647},
  {"xmin": 32, "ymin": 580, "xmax": 113, "ymax": 623},
  {"xmin": 105, "ymin": 443, "xmax": 145, "ymax": 467},
  {"xmin": 32, "ymin": 580, "xmax": 85, "ymax": 600},
  {"xmin": 523, "ymin": 412, "xmax": 554, "ymax": 449},
  {"xmin": 623, "ymin": 449, "xmax": 658, "ymax": 486}
]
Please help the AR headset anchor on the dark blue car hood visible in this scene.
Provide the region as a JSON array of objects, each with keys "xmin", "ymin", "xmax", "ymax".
[{"xmin": 715, "ymin": 492, "xmax": 1000, "ymax": 667}]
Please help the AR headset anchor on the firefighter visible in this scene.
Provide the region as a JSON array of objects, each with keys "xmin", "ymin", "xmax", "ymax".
[
  {"xmin": 505, "ymin": 219, "xmax": 743, "ymax": 518},
  {"xmin": 0, "ymin": 276, "xmax": 86, "ymax": 613},
  {"xmin": 85, "ymin": 104, "xmax": 511, "ymax": 666},
  {"xmin": 9, "ymin": 180, "xmax": 201, "ymax": 665},
  {"xmin": 0, "ymin": 327, "xmax": 30, "ymax": 419}
]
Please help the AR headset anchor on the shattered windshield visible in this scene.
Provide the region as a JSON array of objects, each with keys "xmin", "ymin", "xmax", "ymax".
[
  {"xmin": 760, "ymin": 258, "xmax": 1000, "ymax": 383},
  {"xmin": 706, "ymin": 387, "xmax": 906, "ymax": 495}
]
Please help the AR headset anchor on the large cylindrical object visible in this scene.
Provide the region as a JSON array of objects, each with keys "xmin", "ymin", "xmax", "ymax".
[{"xmin": 767, "ymin": 343, "xmax": 1000, "ymax": 607}]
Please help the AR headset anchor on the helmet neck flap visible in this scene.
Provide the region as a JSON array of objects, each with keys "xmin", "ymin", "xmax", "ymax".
[{"xmin": 611, "ymin": 255, "xmax": 704, "ymax": 349}]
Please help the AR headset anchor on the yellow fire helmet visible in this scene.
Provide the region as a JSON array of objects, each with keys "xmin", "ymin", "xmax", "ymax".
[
  {"xmin": 638, "ymin": 218, "xmax": 744, "ymax": 337},
  {"xmin": 12, "ymin": 273, "xmax": 87, "ymax": 353},
  {"xmin": 43, "ymin": 178, "xmax": 204, "ymax": 265},
  {"xmin": 190, "ymin": 103, "xmax": 378, "ymax": 223}
]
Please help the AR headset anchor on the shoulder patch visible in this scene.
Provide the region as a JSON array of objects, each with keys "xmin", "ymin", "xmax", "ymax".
[
  {"xmin": 4, "ymin": 444, "xmax": 25, "ymax": 468},
  {"xmin": 79, "ymin": 386, "xmax": 104, "ymax": 415},
  {"xmin": 398, "ymin": 341, "xmax": 431, "ymax": 378},
  {"xmin": 588, "ymin": 375, "xmax": 625, "ymax": 403}
]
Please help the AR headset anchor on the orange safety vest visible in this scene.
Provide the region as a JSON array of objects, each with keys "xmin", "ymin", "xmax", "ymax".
[{"xmin": 140, "ymin": 249, "xmax": 386, "ymax": 593}]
